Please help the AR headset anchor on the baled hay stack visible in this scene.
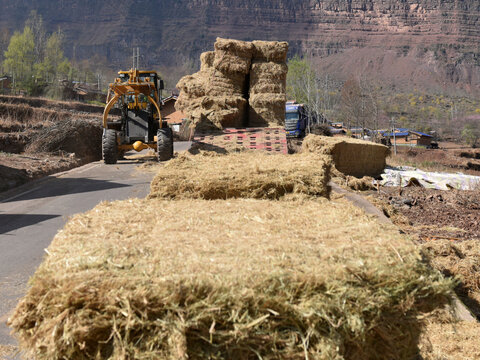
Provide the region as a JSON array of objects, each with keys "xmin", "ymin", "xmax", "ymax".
[
  {"xmin": 303, "ymin": 134, "xmax": 390, "ymax": 178},
  {"xmin": 149, "ymin": 151, "xmax": 331, "ymax": 200},
  {"xmin": 248, "ymin": 42, "xmax": 288, "ymax": 127},
  {"xmin": 175, "ymin": 52, "xmax": 214, "ymax": 115},
  {"xmin": 206, "ymin": 71, "xmax": 246, "ymax": 97},
  {"xmin": 213, "ymin": 37, "xmax": 254, "ymax": 75},
  {"xmin": 252, "ymin": 40, "xmax": 289, "ymax": 62},
  {"xmin": 200, "ymin": 96, "xmax": 247, "ymax": 129},
  {"xmin": 249, "ymin": 61, "xmax": 287, "ymax": 95},
  {"xmin": 200, "ymin": 51, "xmax": 215, "ymax": 72},
  {"xmin": 176, "ymin": 74, "xmax": 206, "ymax": 100},
  {"xmin": 9, "ymin": 197, "xmax": 452, "ymax": 360},
  {"xmin": 249, "ymin": 93, "xmax": 286, "ymax": 127}
]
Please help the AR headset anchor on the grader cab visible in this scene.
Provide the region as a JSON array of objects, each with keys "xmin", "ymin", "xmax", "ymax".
[{"xmin": 102, "ymin": 69, "xmax": 173, "ymax": 164}]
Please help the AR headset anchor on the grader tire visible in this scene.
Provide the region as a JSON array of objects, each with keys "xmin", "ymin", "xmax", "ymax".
[
  {"xmin": 102, "ymin": 129, "xmax": 118, "ymax": 164},
  {"xmin": 157, "ymin": 127, "xmax": 174, "ymax": 161}
]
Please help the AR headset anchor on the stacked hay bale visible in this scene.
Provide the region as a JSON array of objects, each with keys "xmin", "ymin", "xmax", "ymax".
[
  {"xmin": 175, "ymin": 38, "xmax": 288, "ymax": 132},
  {"xmin": 302, "ymin": 134, "xmax": 390, "ymax": 178},
  {"xmin": 249, "ymin": 41, "xmax": 289, "ymax": 127},
  {"xmin": 176, "ymin": 39, "xmax": 253, "ymax": 131}
]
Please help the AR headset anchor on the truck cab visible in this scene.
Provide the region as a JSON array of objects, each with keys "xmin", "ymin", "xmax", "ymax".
[{"xmin": 285, "ymin": 102, "xmax": 308, "ymax": 138}]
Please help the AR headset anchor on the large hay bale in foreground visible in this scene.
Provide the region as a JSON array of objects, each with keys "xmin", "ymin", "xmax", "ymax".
[
  {"xmin": 149, "ymin": 152, "xmax": 331, "ymax": 200},
  {"xmin": 9, "ymin": 197, "xmax": 452, "ymax": 360},
  {"xmin": 303, "ymin": 134, "xmax": 390, "ymax": 178}
]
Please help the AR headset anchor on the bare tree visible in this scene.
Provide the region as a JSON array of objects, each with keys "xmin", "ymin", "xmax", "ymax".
[{"xmin": 340, "ymin": 75, "xmax": 379, "ymax": 136}]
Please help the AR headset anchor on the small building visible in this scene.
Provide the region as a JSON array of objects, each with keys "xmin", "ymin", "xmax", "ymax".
[
  {"xmin": 161, "ymin": 95, "xmax": 186, "ymax": 132},
  {"xmin": 381, "ymin": 129, "xmax": 433, "ymax": 147},
  {"xmin": 0, "ymin": 75, "xmax": 12, "ymax": 93},
  {"xmin": 329, "ymin": 127, "xmax": 347, "ymax": 137}
]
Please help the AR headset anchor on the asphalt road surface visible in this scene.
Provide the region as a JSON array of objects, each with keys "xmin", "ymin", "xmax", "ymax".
[{"xmin": 0, "ymin": 142, "xmax": 191, "ymax": 356}]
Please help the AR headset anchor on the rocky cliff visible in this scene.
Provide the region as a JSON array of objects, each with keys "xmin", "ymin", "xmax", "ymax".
[{"xmin": 1, "ymin": 0, "xmax": 479, "ymax": 93}]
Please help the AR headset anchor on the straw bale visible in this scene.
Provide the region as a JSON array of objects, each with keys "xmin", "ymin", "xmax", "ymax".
[
  {"xmin": 149, "ymin": 152, "xmax": 331, "ymax": 200},
  {"xmin": 214, "ymin": 37, "xmax": 254, "ymax": 59},
  {"xmin": 213, "ymin": 38, "xmax": 254, "ymax": 75},
  {"xmin": 302, "ymin": 134, "xmax": 390, "ymax": 178},
  {"xmin": 200, "ymin": 51, "xmax": 215, "ymax": 72},
  {"xmin": 249, "ymin": 61, "xmax": 287, "ymax": 96},
  {"xmin": 251, "ymin": 60, "xmax": 288, "ymax": 81},
  {"xmin": 175, "ymin": 74, "xmax": 206, "ymax": 100},
  {"xmin": 252, "ymin": 40, "xmax": 289, "ymax": 62},
  {"xmin": 249, "ymin": 93, "xmax": 286, "ymax": 127},
  {"xmin": 9, "ymin": 196, "xmax": 452, "ymax": 360},
  {"xmin": 206, "ymin": 71, "xmax": 246, "ymax": 96}
]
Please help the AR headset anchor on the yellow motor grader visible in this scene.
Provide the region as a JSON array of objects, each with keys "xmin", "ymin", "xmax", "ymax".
[{"xmin": 102, "ymin": 69, "xmax": 173, "ymax": 164}]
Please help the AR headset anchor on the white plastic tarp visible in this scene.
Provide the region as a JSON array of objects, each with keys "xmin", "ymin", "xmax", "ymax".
[{"xmin": 378, "ymin": 166, "xmax": 480, "ymax": 191}]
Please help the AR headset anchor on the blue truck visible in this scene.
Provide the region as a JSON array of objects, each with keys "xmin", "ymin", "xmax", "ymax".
[{"xmin": 285, "ymin": 102, "xmax": 309, "ymax": 138}]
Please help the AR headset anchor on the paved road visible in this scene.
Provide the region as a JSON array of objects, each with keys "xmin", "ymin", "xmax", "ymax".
[{"xmin": 0, "ymin": 142, "xmax": 191, "ymax": 353}]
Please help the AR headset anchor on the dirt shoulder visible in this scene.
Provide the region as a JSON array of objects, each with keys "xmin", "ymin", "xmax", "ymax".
[
  {"xmin": 0, "ymin": 96, "xmax": 103, "ymax": 194},
  {"xmin": 0, "ymin": 153, "xmax": 83, "ymax": 193},
  {"xmin": 375, "ymin": 186, "xmax": 480, "ymax": 241}
]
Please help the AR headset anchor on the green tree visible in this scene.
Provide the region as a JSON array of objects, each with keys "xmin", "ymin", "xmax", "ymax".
[
  {"xmin": 25, "ymin": 10, "xmax": 47, "ymax": 65},
  {"xmin": 34, "ymin": 31, "xmax": 70, "ymax": 83},
  {"xmin": 286, "ymin": 55, "xmax": 325, "ymax": 126},
  {"xmin": 0, "ymin": 27, "xmax": 10, "ymax": 71},
  {"xmin": 462, "ymin": 123, "xmax": 480, "ymax": 147},
  {"xmin": 3, "ymin": 26, "xmax": 35, "ymax": 91}
]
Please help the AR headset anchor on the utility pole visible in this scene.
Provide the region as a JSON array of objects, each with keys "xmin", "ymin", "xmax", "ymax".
[
  {"xmin": 132, "ymin": 47, "xmax": 140, "ymax": 69},
  {"xmin": 391, "ymin": 116, "xmax": 397, "ymax": 156}
]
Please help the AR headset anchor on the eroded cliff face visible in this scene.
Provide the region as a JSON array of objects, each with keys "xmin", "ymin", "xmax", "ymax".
[{"xmin": 1, "ymin": 0, "xmax": 479, "ymax": 92}]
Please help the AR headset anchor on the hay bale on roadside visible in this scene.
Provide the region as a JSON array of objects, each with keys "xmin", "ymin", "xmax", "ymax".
[
  {"xmin": 149, "ymin": 151, "xmax": 331, "ymax": 200},
  {"xmin": 9, "ymin": 197, "xmax": 452, "ymax": 360},
  {"xmin": 252, "ymin": 40, "xmax": 289, "ymax": 62},
  {"xmin": 303, "ymin": 134, "xmax": 390, "ymax": 178},
  {"xmin": 213, "ymin": 38, "xmax": 254, "ymax": 74}
]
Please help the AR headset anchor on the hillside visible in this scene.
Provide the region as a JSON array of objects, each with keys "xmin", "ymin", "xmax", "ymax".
[{"xmin": 1, "ymin": 0, "xmax": 480, "ymax": 94}]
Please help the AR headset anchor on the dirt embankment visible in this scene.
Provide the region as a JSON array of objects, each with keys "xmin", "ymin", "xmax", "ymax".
[
  {"xmin": 0, "ymin": 96, "xmax": 104, "ymax": 192},
  {"xmin": 369, "ymin": 185, "xmax": 480, "ymax": 320}
]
